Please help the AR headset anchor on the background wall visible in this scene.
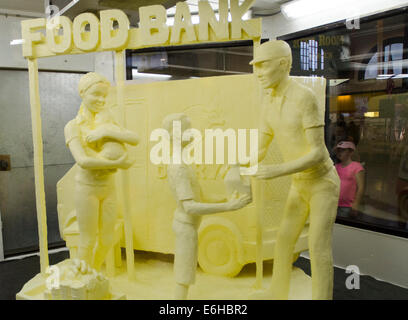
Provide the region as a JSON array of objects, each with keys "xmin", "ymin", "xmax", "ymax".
[
  {"xmin": 0, "ymin": 70, "xmax": 84, "ymax": 255},
  {"xmin": 0, "ymin": 209, "xmax": 3, "ymax": 260},
  {"xmin": 0, "ymin": 13, "xmax": 96, "ymax": 256}
]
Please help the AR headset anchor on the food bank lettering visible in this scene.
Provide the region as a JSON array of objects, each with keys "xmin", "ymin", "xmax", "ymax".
[{"xmin": 21, "ymin": 0, "xmax": 261, "ymax": 58}]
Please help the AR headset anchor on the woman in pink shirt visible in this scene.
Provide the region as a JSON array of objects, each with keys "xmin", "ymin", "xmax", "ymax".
[{"xmin": 334, "ymin": 141, "xmax": 365, "ymax": 216}]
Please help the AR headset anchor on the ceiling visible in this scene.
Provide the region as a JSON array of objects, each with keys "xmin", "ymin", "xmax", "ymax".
[{"xmin": 0, "ymin": 0, "xmax": 291, "ymax": 22}]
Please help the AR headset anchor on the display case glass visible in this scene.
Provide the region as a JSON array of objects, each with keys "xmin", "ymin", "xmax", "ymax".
[{"xmin": 281, "ymin": 7, "xmax": 408, "ymax": 237}]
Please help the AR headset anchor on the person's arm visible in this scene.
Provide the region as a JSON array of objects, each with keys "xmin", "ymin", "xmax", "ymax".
[
  {"xmin": 68, "ymin": 138, "xmax": 131, "ymax": 169},
  {"xmin": 200, "ymin": 190, "xmax": 228, "ymax": 203},
  {"xmin": 86, "ymin": 127, "xmax": 140, "ymax": 146},
  {"xmin": 258, "ymin": 131, "xmax": 273, "ymax": 164},
  {"xmin": 181, "ymin": 194, "xmax": 252, "ymax": 216},
  {"xmin": 352, "ymin": 170, "xmax": 365, "ymax": 211},
  {"xmin": 255, "ymin": 89, "xmax": 328, "ymax": 180},
  {"xmin": 65, "ymin": 120, "xmax": 131, "ymax": 170},
  {"xmin": 254, "ymin": 126, "xmax": 329, "ymax": 179},
  {"xmin": 241, "ymin": 126, "xmax": 273, "ymax": 168},
  {"xmin": 170, "ymin": 164, "xmax": 251, "ymax": 216},
  {"xmin": 104, "ymin": 128, "xmax": 140, "ymax": 146}
]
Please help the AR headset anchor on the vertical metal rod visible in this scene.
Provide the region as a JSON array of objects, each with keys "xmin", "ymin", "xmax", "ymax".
[
  {"xmin": 28, "ymin": 58, "xmax": 49, "ymax": 274},
  {"xmin": 115, "ymin": 50, "xmax": 135, "ymax": 280},
  {"xmin": 253, "ymin": 38, "xmax": 263, "ymax": 289},
  {"xmin": 254, "ymin": 178, "xmax": 263, "ymax": 289},
  {"xmin": 0, "ymin": 208, "xmax": 4, "ymax": 261}
]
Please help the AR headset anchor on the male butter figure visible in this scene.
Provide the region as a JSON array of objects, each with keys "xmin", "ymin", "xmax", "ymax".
[
  {"xmin": 249, "ymin": 41, "xmax": 340, "ymax": 300},
  {"xmin": 163, "ymin": 113, "xmax": 252, "ymax": 300}
]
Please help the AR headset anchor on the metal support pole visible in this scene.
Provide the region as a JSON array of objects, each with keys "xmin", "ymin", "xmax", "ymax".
[
  {"xmin": 0, "ymin": 208, "xmax": 4, "ymax": 261},
  {"xmin": 28, "ymin": 58, "xmax": 49, "ymax": 274},
  {"xmin": 115, "ymin": 50, "xmax": 135, "ymax": 280}
]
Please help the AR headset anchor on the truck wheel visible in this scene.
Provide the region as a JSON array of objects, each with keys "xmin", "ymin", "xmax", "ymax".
[{"xmin": 198, "ymin": 225, "xmax": 243, "ymax": 277}]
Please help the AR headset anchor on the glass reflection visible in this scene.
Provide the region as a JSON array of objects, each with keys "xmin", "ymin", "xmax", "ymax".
[{"xmin": 286, "ymin": 10, "xmax": 408, "ymax": 236}]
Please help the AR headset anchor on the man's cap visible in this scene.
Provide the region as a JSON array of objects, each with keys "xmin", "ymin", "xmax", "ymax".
[
  {"xmin": 334, "ymin": 141, "xmax": 356, "ymax": 151},
  {"xmin": 250, "ymin": 40, "xmax": 292, "ymax": 65}
]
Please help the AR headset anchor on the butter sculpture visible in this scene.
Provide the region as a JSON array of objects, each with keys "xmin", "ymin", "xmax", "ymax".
[
  {"xmin": 19, "ymin": 73, "xmax": 326, "ymax": 300},
  {"xmin": 163, "ymin": 113, "xmax": 252, "ymax": 300},
  {"xmin": 64, "ymin": 72, "xmax": 139, "ymax": 270},
  {"xmin": 248, "ymin": 41, "xmax": 340, "ymax": 300},
  {"xmin": 16, "ymin": 1, "xmax": 337, "ymax": 301}
]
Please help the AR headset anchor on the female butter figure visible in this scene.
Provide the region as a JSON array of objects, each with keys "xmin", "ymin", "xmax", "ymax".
[{"xmin": 64, "ymin": 72, "xmax": 139, "ymax": 270}]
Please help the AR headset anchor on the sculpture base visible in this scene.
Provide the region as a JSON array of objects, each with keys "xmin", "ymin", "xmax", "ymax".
[
  {"xmin": 108, "ymin": 252, "xmax": 312, "ymax": 300},
  {"xmin": 16, "ymin": 262, "xmax": 126, "ymax": 300},
  {"xmin": 16, "ymin": 252, "xmax": 311, "ymax": 300}
]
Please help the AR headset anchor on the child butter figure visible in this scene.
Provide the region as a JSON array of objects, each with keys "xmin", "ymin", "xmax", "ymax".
[
  {"xmin": 163, "ymin": 114, "xmax": 252, "ymax": 300},
  {"xmin": 249, "ymin": 41, "xmax": 340, "ymax": 300},
  {"xmin": 65, "ymin": 72, "xmax": 139, "ymax": 270}
]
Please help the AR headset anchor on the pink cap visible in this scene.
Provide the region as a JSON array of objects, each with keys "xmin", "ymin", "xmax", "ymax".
[{"xmin": 335, "ymin": 141, "xmax": 356, "ymax": 151}]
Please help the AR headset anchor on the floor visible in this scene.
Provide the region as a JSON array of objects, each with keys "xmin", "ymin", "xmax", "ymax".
[{"xmin": 2, "ymin": 250, "xmax": 408, "ymax": 300}]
